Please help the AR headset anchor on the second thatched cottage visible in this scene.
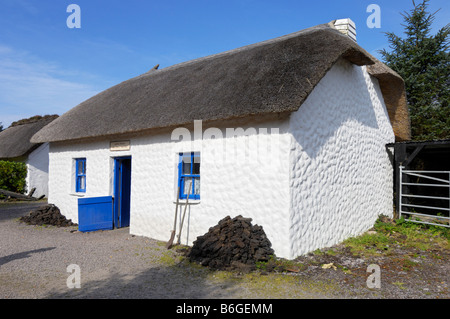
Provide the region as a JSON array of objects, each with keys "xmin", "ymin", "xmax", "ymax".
[
  {"xmin": 32, "ymin": 19, "xmax": 410, "ymax": 259},
  {"xmin": 0, "ymin": 115, "xmax": 58, "ymax": 198}
]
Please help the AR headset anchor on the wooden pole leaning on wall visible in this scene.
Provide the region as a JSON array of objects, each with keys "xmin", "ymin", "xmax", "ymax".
[
  {"xmin": 166, "ymin": 187, "xmax": 180, "ymax": 249},
  {"xmin": 177, "ymin": 181, "xmax": 192, "ymax": 245}
]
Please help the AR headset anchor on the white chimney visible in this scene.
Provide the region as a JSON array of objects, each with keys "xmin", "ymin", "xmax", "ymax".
[{"xmin": 334, "ymin": 18, "xmax": 357, "ymax": 42}]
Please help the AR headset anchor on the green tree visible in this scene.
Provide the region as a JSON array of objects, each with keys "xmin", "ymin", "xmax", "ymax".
[
  {"xmin": 0, "ymin": 160, "xmax": 27, "ymax": 194},
  {"xmin": 380, "ymin": 0, "xmax": 450, "ymax": 140}
]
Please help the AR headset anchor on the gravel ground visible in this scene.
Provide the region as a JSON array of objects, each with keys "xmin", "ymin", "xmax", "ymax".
[
  {"xmin": 1, "ymin": 201, "xmax": 448, "ymax": 299},
  {"xmin": 0, "ymin": 201, "xmax": 238, "ymax": 299}
]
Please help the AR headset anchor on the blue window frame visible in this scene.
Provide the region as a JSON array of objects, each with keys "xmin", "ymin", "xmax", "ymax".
[
  {"xmin": 178, "ymin": 152, "xmax": 200, "ymax": 200},
  {"xmin": 75, "ymin": 158, "xmax": 86, "ymax": 193}
]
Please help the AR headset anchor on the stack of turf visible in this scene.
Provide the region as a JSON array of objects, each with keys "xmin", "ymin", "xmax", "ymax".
[
  {"xmin": 189, "ymin": 215, "xmax": 274, "ymax": 271},
  {"xmin": 20, "ymin": 204, "xmax": 76, "ymax": 227}
]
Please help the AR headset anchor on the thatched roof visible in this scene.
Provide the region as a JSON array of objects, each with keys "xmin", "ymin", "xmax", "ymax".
[
  {"xmin": 0, "ymin": 115, "xmax": 58, "ymax": 159},
  {"xmin": 31, "ymin": 22, "xmax": 410, "ymax": 144}
]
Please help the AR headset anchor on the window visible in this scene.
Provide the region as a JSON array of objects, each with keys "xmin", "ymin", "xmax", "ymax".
[
  {"xmin": 178, "ymin": 152, "xmax": 200, "ymax": 200},
  {"xmin": 75, "ymin": 158, "xmax": 86, "ymax": 193}
]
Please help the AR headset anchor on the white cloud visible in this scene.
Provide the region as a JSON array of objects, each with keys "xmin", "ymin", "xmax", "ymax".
[{"xmin": 0, "ymin": 45, "xmax": 102, "ymax": 128}]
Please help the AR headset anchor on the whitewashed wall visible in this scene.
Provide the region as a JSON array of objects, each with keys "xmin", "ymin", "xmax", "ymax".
[
  {"xmin": 48, "ymin": 117, "xmax": 293, "ymax": 257},
  {"xmin": 48, "ymin": 140, "xmax": 118, "ymax": 221},
  {"xmin": 26, "ymin": 142, "xmax": 50, "ymax": 198},
  {"xmin": 288, "ymin": 59, "xmax": 395, "ymax": 258}
]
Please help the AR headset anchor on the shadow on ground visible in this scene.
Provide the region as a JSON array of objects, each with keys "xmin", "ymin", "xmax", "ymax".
[
  {"xmin": 0, "ymin": 247, "xmax": 56, "ymax": 267},
  {"xmin": 45, "ymin": 260, "xmax": 240, "ymax": 299}
]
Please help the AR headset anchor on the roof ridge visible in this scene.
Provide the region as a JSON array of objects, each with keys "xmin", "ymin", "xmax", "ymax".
[
  {"xmin": 137, "ymin": 23, "xmax": 335, "ymax": 79},
  {"xmin": 10, "ymin": 114, "xmax": 59, "ymax": 128}
]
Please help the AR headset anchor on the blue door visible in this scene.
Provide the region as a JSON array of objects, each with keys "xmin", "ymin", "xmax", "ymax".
[
  {"xmin": 78, "ymin": 196, "xmax": 113, "ymax": 232},
  {"xmin": 114, "ymin": 157, "xmax": 131, "ymax": 228}
]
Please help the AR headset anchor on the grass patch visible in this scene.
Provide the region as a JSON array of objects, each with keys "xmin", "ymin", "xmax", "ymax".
[
  {"xmin": 255, "ymin": 255, "xmax": 306, "ymax": 273},
  {"xmin": 343, "ymin": 215, "xmax": 449, "ymax": 257},
  {"xmin": 156, "ymin": 250, "xmax": 183, "ymax": 266},
  {"xmin": 205, "ymin": 270, "xmax": 339, "ymax": 298},
  {"xmin": 392, "ymin": 281, "xmax": 406, "ymax": 290},
  {"xmin": 343, "ymin": 232, "xmax": 391, "ymax": 256},
  {"xmin": 400, "ymin": 258, "xmax": 419, "ymax": 271}
]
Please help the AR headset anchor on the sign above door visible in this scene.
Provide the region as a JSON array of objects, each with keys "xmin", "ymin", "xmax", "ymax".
[{"xmin": 110, "ymin": 140, "xmax": 130, "ymax": 151}]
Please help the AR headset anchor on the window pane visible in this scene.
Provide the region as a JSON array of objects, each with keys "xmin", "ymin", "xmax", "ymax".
[
  {"xmin": 183, "ymin": 177, "xmax": 192, "ymax": 195},
  {"xmin": 78, "ymin": 160, "xmax": 84, "ymax": 174},
  {"xmin": 193, "ymin": 177, "xmax": 200, "ymax": 195},
  {"xmin": 182, "ymin": 162, "xmax": 191, "ymax": 175},
  {"xmin": 193, "ymin": 153, "xmax": 200, "ymax": 174},
  {"xmin": 193, "ymin": 163, "xmax": 200, "ymax": 175},
  {"xmin": 78, "ymin": 176, "xmax": 86, "ymax": 192},
  {"xmin": 181, "ymin": 154, "xmax": 191, "ymax": 175}
]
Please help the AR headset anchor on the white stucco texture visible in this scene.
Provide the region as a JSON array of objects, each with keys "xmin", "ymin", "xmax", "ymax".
[
  {"xmin": 288, "ymin": 59, "xmax": 395, "ymax": 257},
  {"xmin": 47, "ymin": 58, "xmax": 395, "ymax": 259},
  {"xmin": 48, "ymin": 118, "xmax": 293, "ymax": 257},
  {"xmin": 26, "ymin": 142, "xmax": 50, "ymax": 198}
]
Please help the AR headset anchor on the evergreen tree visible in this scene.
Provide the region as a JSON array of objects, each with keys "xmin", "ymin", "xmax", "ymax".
[{"xmin": 380, "ymin": 0, "xmax": 450, "ymax": 140}]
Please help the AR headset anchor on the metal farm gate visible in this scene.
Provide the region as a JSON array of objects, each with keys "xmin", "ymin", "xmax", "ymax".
[
  {"xmin": 390, "ymin": 139, "xmax": 450, "ymax": 228},
  {"xmin": 399, "ymin": 167, "xmax": 450, "ymax": 227}
]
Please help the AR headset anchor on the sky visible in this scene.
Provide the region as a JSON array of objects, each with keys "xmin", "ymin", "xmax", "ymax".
[{"xmin": 0, "ymin": 0, "xmax": 449, "ymax": 128}]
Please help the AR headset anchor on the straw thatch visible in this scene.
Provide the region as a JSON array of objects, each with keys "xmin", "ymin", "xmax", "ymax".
[
  {"xmin": 31, "ymin": 22, "xmax": 410, "ymax": 144},
  {"xmin": 366, "ymin": 62, "xmax": 411, "ymax": 141},
  {"xmin": 0, "ymin": 115, "xmax": 58, "ymax": 159}
]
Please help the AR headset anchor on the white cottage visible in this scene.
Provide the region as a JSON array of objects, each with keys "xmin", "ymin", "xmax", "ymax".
[
  {"xmin": 0, "ymin": 115, "xmax": 58, "ymax": 198},
  {"xmin": 31, "ymin": 20, "xmax": 410, "ymax": 259}
]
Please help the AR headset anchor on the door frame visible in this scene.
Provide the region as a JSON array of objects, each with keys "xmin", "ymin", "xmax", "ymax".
[{"xmin": 113, "ymin": 156, "xmax": 132, "ymax": 228}]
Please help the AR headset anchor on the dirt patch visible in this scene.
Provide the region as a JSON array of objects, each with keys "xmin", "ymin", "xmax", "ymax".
[
  {"xmin": 290, "ymin": 216, "xmax": 450, "ymax": 298},
  {"xmin": 291, "ymin": 243, "xmax": 449, "ymax": 298}
]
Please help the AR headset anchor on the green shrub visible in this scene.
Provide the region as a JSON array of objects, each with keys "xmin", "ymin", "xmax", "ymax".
[{"xmin": 0, "ymin": 160, "xmax": 27, "ymax": 194}]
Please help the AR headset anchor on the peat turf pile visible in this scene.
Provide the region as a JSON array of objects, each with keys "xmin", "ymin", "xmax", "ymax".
[
  {"xmin": 20, "ymin": 204, "xmax": 76, "ymax": 227},
  {"xmin": 188, "ymin": 215, "xmax": 274, "ymax": 271}
]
